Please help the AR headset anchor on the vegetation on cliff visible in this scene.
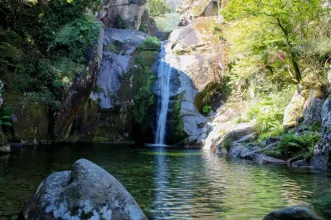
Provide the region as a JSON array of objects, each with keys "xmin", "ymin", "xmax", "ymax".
[
  {"xmin": 0, "ymin": 0, "xmax": 101, "ymax": 111},
  {"xmin": 218, "ymin": 0, "xmax": 331, "ymax": 159}
]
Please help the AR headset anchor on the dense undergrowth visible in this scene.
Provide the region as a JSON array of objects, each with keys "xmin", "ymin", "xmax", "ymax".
[
  {"xmin": 218, "ymin": 0, "xmax": 331, "ymax": 159},
  {"xmin": 0, "ymin": 0, "xmax": 101, "ymax": 111}
]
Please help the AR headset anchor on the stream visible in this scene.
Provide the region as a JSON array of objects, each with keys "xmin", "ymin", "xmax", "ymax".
[{"xmin": 0, "ymin": 144, "xmax": 330, "ymax": 219}]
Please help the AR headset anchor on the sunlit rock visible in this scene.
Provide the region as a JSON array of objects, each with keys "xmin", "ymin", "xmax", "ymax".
[{"xmin": 22, "ymin": 159, "xmax": 147, "ymax": 220}]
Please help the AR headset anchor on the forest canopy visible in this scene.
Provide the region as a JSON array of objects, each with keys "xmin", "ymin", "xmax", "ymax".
[{"xmin": 222, "ymin": 0, "xmax": 331, "ymax": 90}]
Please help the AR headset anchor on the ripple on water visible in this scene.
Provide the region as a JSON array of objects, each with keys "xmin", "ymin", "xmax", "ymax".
[{"xmin": 0, "ymin": 144, "xmax": 331, "ymax": 219}]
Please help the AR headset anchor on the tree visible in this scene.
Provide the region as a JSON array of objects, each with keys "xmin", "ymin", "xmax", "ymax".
[
  {"xmin": 147, "ymin": 0, "xmax": 172, "ymax": 17},
  {"xmin": 223, "ymin": 0, "xmax": 325, "ymax": 84}
]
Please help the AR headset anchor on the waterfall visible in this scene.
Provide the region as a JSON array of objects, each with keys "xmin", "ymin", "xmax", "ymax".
[{"xmin": 155, "ymin": 42, "xmax": 172, "ymax": 145}]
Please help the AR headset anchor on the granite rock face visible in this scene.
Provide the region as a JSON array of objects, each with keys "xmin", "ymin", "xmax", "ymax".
[
  {"xmin": 283, "ymin": 90, "xmax": 306, "ymax": 128},
  {"xmin": 311, "ymin": 98, "xmax": 331, "ymax": 170},
  {"xmin": 22, "ymin": 159, "xmax": 147, "ymax": 220},
  {"xmin": 159, "ymin": 17, "xmax": 226, "ymax": 146},
  {"xmin": 101, "ymin": 0, "xmax": 146, "ymax": 30}
]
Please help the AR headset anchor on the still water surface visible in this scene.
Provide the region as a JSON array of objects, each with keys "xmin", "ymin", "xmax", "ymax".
[{"xmin": 0, "ymin": 144, "xmax": 330, "ymax": 219}]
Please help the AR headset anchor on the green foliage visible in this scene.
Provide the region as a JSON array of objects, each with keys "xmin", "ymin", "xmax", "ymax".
[
  {"xmin": 222, "ymin": 0, "xmax": 330, "ymax": 91},
  {"xmin": 133, "ymin": 86, "xmax": 155, "ymax": 126},
  {"xmin": 114, "ymin": 15, "xmax": 129, "ymax": 29},
  {"xmin": 105, "ymin": 43, "xmax": 120, "ymax": 54},
  {"xmin": 242, "ymin": 88, "xmax": 294, "ymax": 141},
  {"xmin": 266, "ymin": 132, "xmax": 321, "ymax": 160},
  {"xmin": 0, "ymin": 0, "xmax": 101, "ymax": 111},
  {"xmin": 203, "ymin": 105, "xmax": 212, "ymax": 115},
  {"xmin": 168, "ymin": 94, "xmax": 187, "ymax": 144},
  {"xmin": 147, "ymin": 0, "xmax": 172, "ymax": 17},
  {"xmin": 54, "ymin": 16, "xmax": 100, "ymax": 63},
  {"xmin": 195, "ymin": 81, "xmax": 230, "ymax": 116},
  {"xmin": 224, "ymin": 139, "xmax": 232, "ymax": 151},
  {"xmin": 0, "ymin": 115, "xmax": 11, "ymax": 127},
  {"xmin": 173, "ymin": 49, "xmax": 190, "ymax": 56},
  {"xmin": 0, "ymin": 107, "xmax": 12, "ymax": 127},
  {"xmin": 139, "ymin": 36, "xmax": 161, "ymax": 51},
  {"xmin": 132, "ymin": 46, "xmax": 158, "ymax": 128}
]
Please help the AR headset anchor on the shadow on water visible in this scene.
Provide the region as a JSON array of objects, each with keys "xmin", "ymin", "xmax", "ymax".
[{"xmin": 0, "ymin": 144, "xmax": 331, "ymax": 219}]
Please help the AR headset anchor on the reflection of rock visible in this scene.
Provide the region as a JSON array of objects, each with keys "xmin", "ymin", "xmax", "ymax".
[
  {"xmin": 101, "ymin": 0, "xmax": 146, "ymax": 30},
  {"xmin": 22, "ymin": 159, "xmax": 147, "ymax": 220},
  {"xmin": 263, "ymin": 205, "xmax": 322, "ymax": 220},
  {"xmin": 228, "ymin": 143, "xmax": 286, "ymax": 165}
]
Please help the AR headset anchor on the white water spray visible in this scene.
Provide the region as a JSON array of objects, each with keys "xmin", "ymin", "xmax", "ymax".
[{"xmin": 155, "ymin": 42, "xmax": 172, "ymax": 145}]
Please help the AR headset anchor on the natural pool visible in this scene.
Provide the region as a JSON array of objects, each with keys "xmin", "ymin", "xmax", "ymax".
[{"xmin": 0, "ymin": 144, "xmax": 330, "ymax": 219}]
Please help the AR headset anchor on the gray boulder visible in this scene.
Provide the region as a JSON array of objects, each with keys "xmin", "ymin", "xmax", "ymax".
[
  {"xmin": 311, "ymin": 98, "xmax": 331, "ymax": 170},
  {"xmin": 299, "ymin": 89, "xmax": 324, "ymax": 129},
  {"xmin": 263, "ymin": 205, "xmax": 322, "ymax": 220},
  {"xmin": 22, "ymin": 159, "xmax": 147, "ymax": 220},
  {"xmin": 101, "ymin": 0, "xmax": 146, "ymax": 30}
]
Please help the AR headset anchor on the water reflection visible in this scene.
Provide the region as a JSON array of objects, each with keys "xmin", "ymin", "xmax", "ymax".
[{"xmin": 0, "ymin": 144, "xmax": 331, "ymax": 219}]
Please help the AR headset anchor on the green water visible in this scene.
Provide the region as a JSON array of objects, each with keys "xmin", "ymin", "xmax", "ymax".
[{"xmin": 0, "ymin": 144, "xmax": 330, "ymax": 219}]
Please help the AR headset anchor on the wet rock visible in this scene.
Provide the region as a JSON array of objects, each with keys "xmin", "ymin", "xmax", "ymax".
[
  {"xmin": 22, "ymin": 159, "xmax": 147, "ymax": 220},
  {"xmin": 311, "ymin": 140, "xmax": 330, "ymax": 170},
  {"xmin": 93, "ymin": 28, "xmax": 147, "ymax": 109},
  {"xmin": 263, "ymin": 205, "xmax": 322, "ymax": 220},
  {"xmin": 214, "ymin": 123, "xmax": 256, "ymax": 153},
  {"xmin": 228, "ymin": 143, "xmax": 244, "ymax": 158},
  {"xmin": 253, "ymin": 154, "xmax": 287, "ymax": 165},
  {"xmin": 291, "ymin": 160, "xmax": 310, "ymax": 168}
]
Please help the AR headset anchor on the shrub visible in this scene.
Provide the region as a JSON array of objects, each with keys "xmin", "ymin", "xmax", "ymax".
[
  {"xmin": 114, "ymin": 15, "xmax": 129, "ymax": 29},
  {"xmin": 266, "ymin": 132, "xmax": 321, "ymax": 160},
  {"xmin": 147, "ymin": 0, "xmax": 172, "ymax": 17},
  {"xmin": 105, "ymin": 43, "xmax": 120, "ymax": 54},
  {"xmin": 203, "ymin": 105, "xmax": 212, "ymax": 115},
  {"xmin": 139, "ymin": 36, "xmax": 161, "ymax": 51}
]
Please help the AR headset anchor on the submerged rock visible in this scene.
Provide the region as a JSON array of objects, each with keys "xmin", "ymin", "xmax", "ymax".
[
  {"xmin": 263, "ymin": 205, "xmax": 322, "ymax": 220},
  {"xmin": 22, "ymin": 159, "xmax": 147, "ymax": 220}
]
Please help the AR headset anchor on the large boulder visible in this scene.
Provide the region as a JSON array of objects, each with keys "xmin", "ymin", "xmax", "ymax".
[
  {"xmin": 163, "ymin": 17, "xmax": 226, "ymax": 146},
  {"xmin": 299, "ymin": 89, "xmax": 324, "ymax": 129},
  {"xmin": 311, "ymin": 97, "xmax": 331, "ymax": 170},
  {"xmin": 22, "ymin": 159, "xmax": 147, "ymax": 220},
  {"xmin": 101, "ymin": 0, "xmax": 146, "ymax": 30},
  {"xmin": 263, "ymin": 205, "xmax": 323, "ymax": 220},
  {"xmin": 283, "ymin": 90, "xmax": 306, "ymax": 128}
]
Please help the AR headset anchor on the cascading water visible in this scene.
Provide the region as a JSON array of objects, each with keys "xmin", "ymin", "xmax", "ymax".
[{"xmin": 155, "ymin": 42, "xmax": 172, "ymax": 145}]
